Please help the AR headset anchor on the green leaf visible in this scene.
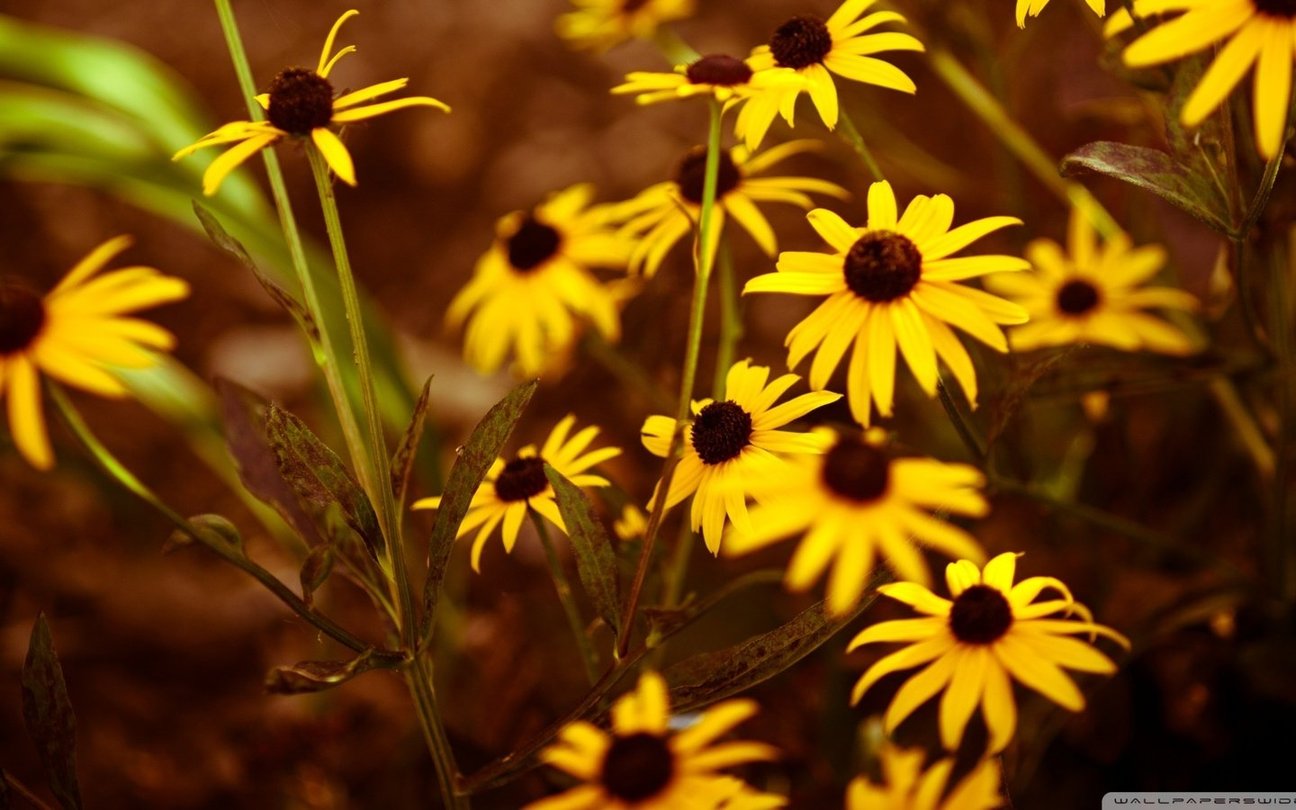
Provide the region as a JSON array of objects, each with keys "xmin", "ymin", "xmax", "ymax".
[
  {"xmin": 265, "ymin": 649, "xmax": 387, "ymax": 695},
  {"xmin": 421, "ymin": 379, "xmax": 538, "ymax": 641},
  {"xmin": 299, "ymin": 545, "xmax": 335, "ymax": 608},
  {"xmin": 544, "ymin": 465, "xmax": 621, "ymax": 638},
  {"xmin": 663, "ymin": 572, "xmax": 887, "ymax": 713},
  {"xmin": 392, "ymin": 376, "xmax": 433, "ymax": 506},
  {"xmin": 1061, "ymin": 141, "xmax": 1233, "ymax": 234},
  {"xmin": 20, "ymin": 613, "xmax": 82, "ymax": 810},
  {"xmin": 165, "ymin": 514, "xmax": 245, "ymax": 556},
  {"xmin": 265, "ymin": 403, "xmax": 385, "ymax": 560}
]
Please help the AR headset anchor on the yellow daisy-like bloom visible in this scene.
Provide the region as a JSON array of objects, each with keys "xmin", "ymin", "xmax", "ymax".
[
  {"xmin": 612, "ymin": 54, "xmax": 805, "ymax": 151},
  {"xmin": 987, "ymin": 208, "xmax": 1199, "ymax": 354},
  {"xmin": 723, "ymin": 429, "xmax": 987, "ymax": 616},
  {"xmin": 174, "ymin": 10, "xmax": 449, "ymax": 195},
  {"xmin": 411, "ymin": 415, "xmax": 620, "ymax": 572},
  {"xmin": 1016, "ymin": 0, "xmax": 1105, "ymax": 27},
  {"xmin": 612, "ymin": 140, "xmax": 848, "ymax": 278},
  {"xmin": 641, "ymin": 360, "xmax": 840, "ymax": 554},
  {"xmin": 849, "ymin": 552, "xmax": 1129, "ymax": 752},
  {"xmin": 744, "ymin": 181, "xmax": 1030, "ymax": 427},
  {"xmin": 0, "ymin": 237, "xmax": 188, "ymax": 470},
  {"xmin": 614, "ymin": 503, "xmax": 649, "ymax": 541},
  {"xmin": 526, "ymin": 671, "xmax": 784, "ymax": 810},
  {"xmin": 447, "ymin": 184, "xmax": 632, "ymax": 377},
  {"xmin": 746, "ymin": 0, "xmax": 924, "ymax": 131},
  {"xmin": 556, "ymin": 0, "xmax": 696, "ymax": 52},
  {"xmin": 845, "ymin": 745, "xmax": 1002, "ymax": 810},
  {"xmin": 1109, "ymin": 0, "xmax": 1296, "ymax": 158}
]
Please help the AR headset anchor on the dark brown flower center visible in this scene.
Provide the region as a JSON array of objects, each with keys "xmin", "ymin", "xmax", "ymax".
[
  {"xmin": 674, "ymin": 147, "xmax": 742, "ymax": 204},
  {"xmin": 622, "ymin": 0, "xmax": 651, "ymax": 12},
  {"xmin": 949, "ymin": 584, "xmax": 1014, "ymax": 644},
  {"xmin": 690, "ymin": 400, "xmax": 753, "ymax": 465},
  {"xmin": 493, "ymin": 456, "xmax": 549, "ymax": 502},
  {"xmin": 1056, "ymin": 279, "xmax": 1100, "ymax": 315},
  {"xmin": 506, "ymin": 216, "xmax": 562, "ymax": 272},
  {"xmin": 267, "ymin": 67, "xmax": 335, "ymax": 135},
  {"xmin": 769, "ymin": 15, "xmax": 833, "ymax": 69},
  {"xmin": 0, "ymin": 280, "xmax": 46, "ymax": 356},
  {"xmin": 821, "ymin": 437, "xmax": 891, "ymax": 503},
  {"xmin": 600, "ymin": 732, "xmax": 675, "ymax": 802},
  {"xmin": 1254, "ymin": 0, "xmax": 1296, "ymax": 18},
  {"xmin": 685, "ymin": 54, "xmax": 753, "ymax": 86},
  {"xmin": 844, "ymin": 231, "xmax": 924, "ymax": 303}
]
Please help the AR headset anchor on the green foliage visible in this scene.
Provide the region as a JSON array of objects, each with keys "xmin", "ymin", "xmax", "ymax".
[
  {"xmin": 393, "ymin": 377, "xmax": 434, "ymax": 507},
  {"xmin": 20, "ymin": 614, "xmax": 82, "ymax": 810},
  {"xmin": 545, "ymin": 464, "xmax": 622, "ymax": 639},
  {"xmin": 265, "ymin": 649, "xmax": 390, "ymax": 695}
]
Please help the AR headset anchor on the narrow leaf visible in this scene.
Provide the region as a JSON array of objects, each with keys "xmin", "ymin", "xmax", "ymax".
[
  {"xmin": 299, "ymin": 545, "xmax": 335, "ymax": 608},
  {"xmin": 421, "ymin": 379, "xmax": 538, "ymax": 640},
  {"xmin": 20, "ymin": 613, "xmax": 82, "ymax": 810},
  {"xmin": 392, "ymin": 376, "xmax": 433, "ymax": 506},
  {"xmin": 164, "ymin": 513, "xmax": 245, "ymax": 556},
  {"xmin": 544, "ymin": 465, "xmax": 621, "ymax": 638},
  {"xmin": 265, "ymin": 649, "xmax": 384, "ymax": 695}
]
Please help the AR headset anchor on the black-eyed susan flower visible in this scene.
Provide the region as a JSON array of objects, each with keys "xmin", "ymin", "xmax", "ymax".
[
  {"xmin": 1016, "ymin": 0, "xmax": 1105, "ymax": 27},
  {"xmin": 641, "ymin": 359, "xmax": 840, "ymax": 554},
  {"xmin": 1109, "ymin": 0, "xmax": 1296, "ymax": 158},
  {"xmin": 614, "ymin": 503, "xmax": 649, "ymax": 541},
  {"xmin": 723, "ymin": 429, "xmax": 987, "ymax": 616},
  {"xmin": 746, "ymin": 0, "xmax": 924, "ymax": 131},
  {"xmin": 525, "ymin": 671, "xmax": 784, "ymax": 810},
  {"xmin": 849, "ymin": 553, "xmax": 1128, "ymax": 752},
  {"xmin": 0, "ymin": 237, "xmax": 188, "ymax": 470},
  {"xmin": 987, "ymin": 208, "xmax": 1199, "ymax": 354},
  {"xmin": 845, "ymin": 745, "xmax": 1002, "ymax": 810},
  {"xmin": 174, "ymin": 10, "xmax": 449, "ymax": 195},
  {"xmin": 556, "ymin": 0, "xmax": 695, "ymax": 52},
  {"xmin": 612, "ymin": 141, "xmax": 848, "ymax": 278},
  {"xmin": 744, "ymin": 182, "xmax": 1030, "ymax": 427},
  {"xmin": 411, "ymin": 415, "xmax": 620, "ymax": 572},
  {"xmin": 447, "ymin": 184, "xmax": 632, "ymax": 377}
]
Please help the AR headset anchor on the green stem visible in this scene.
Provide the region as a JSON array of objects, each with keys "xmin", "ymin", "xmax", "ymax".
[
  {"xmin": 3, "ymin": 771, "xmax": 55, "ymax": 810},
  {"xmin": 51, "ymin": 386, "xmax": 392, "ymax": 661},
  {"xmin": 1231, "ymin": 144, "xmax": 1287, "ymax": 349},
  {"xmin": 712, "ymin": 241, "xmax": 741, "ymax": 399},
  {"xmin": 616, "ymin": 98, "xmax": 724, "ymax": 659},
  {"xmin": 531, "ymin": 511, "xmax": 600, "ymax": 684},
  {"xmin": 937, "ymin": 377, "xmax": 986, "ymax": 461},
  {"xmin": 836, "ymin": 110, "xmax": 885, "ymax": 183},
  {"xmin": 406, "ymin": 655, "xmax": 467, "ymax": 810}
]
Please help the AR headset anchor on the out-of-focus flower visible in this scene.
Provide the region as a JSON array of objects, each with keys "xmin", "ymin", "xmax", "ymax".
[
  {"xmin": 556, "ymin": 0, "xmax": 695, "ymax": 52},
  {"xmin": 174, "ymin": 10, "xmax": 449, "ymax": 195},
  {"xmin": 614, "ymin": 503, "xmax": 649, "ymax": 541},
  {"xmin": 1016, "ymin": 0, "xmax": 1105, "ymax": 27},
  {"xmin": 0, "ymin": 237, "xmax": 188, "ymax": 469},
  {"xmin": 845, "ymin": 745, "xmax": 1002, "ymax": 810}
]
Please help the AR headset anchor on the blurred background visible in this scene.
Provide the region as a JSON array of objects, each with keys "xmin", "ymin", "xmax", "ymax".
[{"xmin": 2, "ymin": 0, "xmax": 1293, "ymax": 806}]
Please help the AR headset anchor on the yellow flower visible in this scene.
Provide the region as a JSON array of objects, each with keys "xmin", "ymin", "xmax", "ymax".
[
  {"xmin": 744, "ymin": 181, "xmax": 1030, "ymax": 427},
  {"xmin": 723, "ymin": 429, "xmax": 987, "ymax": 616},
  {"xmin": 1016, "ymin": 0, "xmax": 1105, "ymax": 27},
  {"xmin": 612, "ymin": 140, "xmax": 848, "ymax": 278},
  {"xmin": 845, "ymin": 745, "xmax": 1002, "ymax": 810},
  {"xmin": 411, "ymin": 415, "xmax": 620, "ymax": 572},
  {"xmin": 747, "ymin": 0, "xmax": 924, "ymax": 130},
  {"xmin": 849, "ymin": 553, "xmax": 1129, "ymax": 752},
  {"xmin": 526, "ymin": 671, "xmax": 784, "ymax": 810},
  {"xmin": 174, "ymin": 10, "xmax": 449, "ymax": 195},
  {"xmin": 447, "ymin": 184, "xmax": 632, "ymax": 377},
  {"xmin": 0, "ymin": 237, "xmax": 188, "ymax": 470},
  {"xmin": 1109, "ymin": 0, "xmax": 1296, "ymax": 158},
  {"xmin": 556, "ymin": 0, "xmax": 695, "ymax": 52},
  {"xmin": 612, "ymin": 54, "xmax": 805, "ymax": 150},
  {"xmin": 987, "ymin": 208, "xmax": 1200, "ymax": 354},
  {"xmin": 614, "ymin": 503, "xmax": 649, "ymax": 541},
  {"xmin": 641, "ymin": 360, "xmax": 840, "ymax": 554}
]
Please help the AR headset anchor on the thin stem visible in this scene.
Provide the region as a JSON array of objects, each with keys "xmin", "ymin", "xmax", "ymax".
[
  {"xmin": 406, "ymin": 655, "xmax": 468, "ymax": 810},
  {"xmin": 531, "ymin": 511, "xmax": 600, "ymax": 684},
  {"xmin": 616, "ymin": 98, "xmax": 724, "ymax": 659},
  {"xmin": 1205, "ymin": 376, "xmax": 1275, "ymax": 479},
  {"xmin": 836, "ymin": 110, "xmax": 885, "ymax": 183},
  {"xmin": 51, "ymin": 387, "xmax": 392, "ymax": 660},
  {"xmin": 937, "ymin": 376, "xmax": 986, "ymax": 461},
  {"xmin": 712, "ymin": 241, "xmax": 741, "ymax": 399},
  {"xmin": 1269, "ymin": 234, "xmax": 1294, "ymax": 600}
]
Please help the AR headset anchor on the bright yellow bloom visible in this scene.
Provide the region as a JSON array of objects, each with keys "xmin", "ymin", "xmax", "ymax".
[
  {"xmin": 641, "ymin": 360, "xmax": 840, "ymax": 554},
  {"xmin": 0, "ymin": 237, "xmax": 188, "ymax": 469},
  {"xmin": 747, "ymin": 0, "xmax": 924, "ymax": 131},
  {"xmin": 447, "ymin": 184, "xmax": 632, "ymax": 377},
  {"xmin": 1016, "ymin": 0, "xmax": 1105, "ymax": 27},
  {"xmin": 526, "ymin": 671, "xmax": 784, "ymax": 810},
  {"xmin": 614, "ymin": 503, "xmax": 649, "ymax": 541},
  {"xmin": 1109, "ymin": 0, "xmax": 1296, "ymax": 158},
  {"xmin": 174, "ymin": 10, "xmax": 449, "ymax": 195},
  {"xmin": 723, "ymin": 429, "xmax": 987, "ymax": 616},
  {"xmin": 849, "ymin": 553, "xmax": 1129, "ymax": 752},
  {"xmin": 744, "ymin": 181, "xmax": 1029, "ymax": 427},
  {"xmin": 987, "ymin": 208, "xmax": 1200, "ymax": 354},
  {"xmin": 556, "ymin": 0, "xmax": 695, "ymax": 52},
  {"xmin": 411, "ymin": 415, "xmax": 620, "ymax": 572},
  {"xmin": 845, "ymin": 745, "xmax": 1002, "ymax": 810},
  {"xmin": 611, "ymin": 140, "xmax": 848, "ymax": 278}
]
